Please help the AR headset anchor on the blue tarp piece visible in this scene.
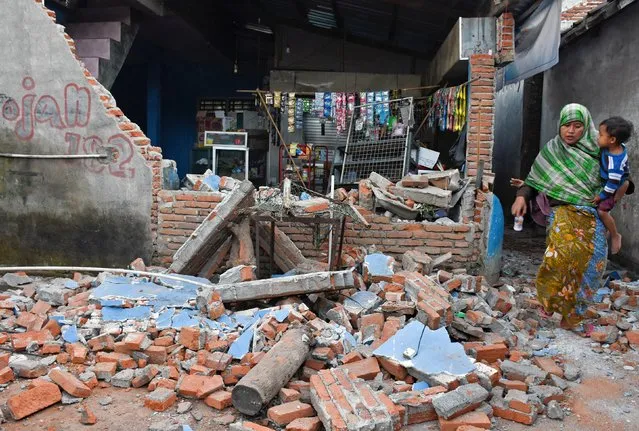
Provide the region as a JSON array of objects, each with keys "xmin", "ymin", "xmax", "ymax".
[
  {"xmin": 300, "ymin": 192, "xmax": 311, "ymax": 200},
  {"xmin": 228, "ymin": 321, "xmax": 257, "ymax": 359},
  {"xmin": 102, "ymin": 306, "xmax": 152, "ymax": 321},
  {"xmin": 412, "ymin": 381, "xmax": 430, "ymax": 391},
  {"xmin": 364, "ymin": 253, "xmax": 394, "ymax": 278},
  {"xmin": 203, "ymin": 174, "xmax": 220, "ymax": 191},
  {"xmin": 91, "ymin": 276, "xmax": 199, "ymax": 309},
  {"xmin": 171, "ymin": 310, "xmax": 199, "ymax": 328},
  {"xmin": 594, "ymin": 287, "xmax": 612, "ymax": 303},
  {"xmin": 373, "ymin": 321, "xmax": 474, "ymax": 377},
  {"xmin": 62, "ymin": 324, "xmax": 79, "ymax": 343},
  {"xmin": 156, "ymin": 308, "xmax": 176, "ymax": 330},
  {"xmin": 100, "ymin": 300, "xmax": 125, "ymax": 307},
  {"xmin": 49, "ymin": 315, "xmax": 65, "ymax": 324},
  {"xmin": 64, "ymin": 280, "xmax": 80, "ymax": 289}
]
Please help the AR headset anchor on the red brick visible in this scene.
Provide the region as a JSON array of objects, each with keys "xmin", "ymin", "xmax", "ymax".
[
  {"xmin": 241, "ymin": 422, "xmax": 275, "ymax": 431},
  {"xmin": 153, "ymin": 336, "xmax": 174, "ymax": 347},
  {"xmin": 144, "ymin": 346, "xmax": 168, "ymax": 364},
  {"xmin": 7, "ymin": 382, "xmax": 62, "ymax": 420},
  {"xmin": 144, "ymin": 388, "xmax": 177, "ymax": 412},
  {"xmin": 439, "ymin": 411, "xmax": 491, "ymax": 431},
  {"xmin": 0, "ymin": 366, "xmax": 15, "ymax": 384},
  {"xmin": 11, "ymin": 330, "xmax": 53, "ymax": 350},
  {"xmin": 79, "ymin": 404, "xmax": 97, "ymax": 425},
  {"xmin": 49, "ymin": 368, "xmax": 91, "ymax": 398},
  {"xmin": 532, "ymin": 357, "xmax": 564, "ymax": 378},
  {"xmin": 339, "ymin": 358, "xmax": 380, "ymax": 380},
  {"xmin": 66, "ymin": 343, "xmax": 88, "ymax": 364},
  {"xmin": 88, "ymin": 334, "xmax": 115, "ymax": 352},
  {"xmin": 474, "ymin": 343, "xmax": 508, "ymax": 362},
  {"xmin": 280, "ymin": 387, "xmax": 301, "ymax": 402},
  {"xmin": 0, "ymin": 352, "xmax": 9, "ymax": 369},
  {"xmin": 285, "ymin": 417, "xmax": 322, "ymax": 431},
  {"xmin": 497, "ymin": 379, "xmax": 528, "ymax": 392},
  {"xmin": 625, "ymin": 330, "xmax": 639, "ymax": 345},
  {"xmin": 267, "ymin": 401, "xmax": 315, "ymax": 426},
  {"xmin": 178, "ymin": 375, "xmax": 224, "ymax": 399},
  {"xmin": 123, "ymin": 332, "xmax": 146, "ymax": 350},
  {"xmin": 204, "ymin": 390, "xmax": 233, "ymax": 410},
  {"xmin": 179, "ymin": 327, "xmax": 202, "ymax": 351},
  {"xmin": 41, "ymin": 342, "xmax": 61, "ymax": 355},
  {"xmin": 377, "ymin": 357, "xmax": 408, "ymax": 380},
  {"xmin": 341, "ymin": 351, "xmax": 363, "ymax": 364},
  {"xmin": 31, "ymin": 300, "xmax": 52, "ymax": 315}
]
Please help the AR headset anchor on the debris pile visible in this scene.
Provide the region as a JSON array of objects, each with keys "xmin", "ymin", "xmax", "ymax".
[{"xmin": 0, "ymin": 179, "xmax": 635, "ymax": 430}]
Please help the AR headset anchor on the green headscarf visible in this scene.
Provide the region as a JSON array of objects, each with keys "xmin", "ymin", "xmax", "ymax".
[{"xmin": 525, "ymin": 103, "xmax": 601, "ymax": 206}]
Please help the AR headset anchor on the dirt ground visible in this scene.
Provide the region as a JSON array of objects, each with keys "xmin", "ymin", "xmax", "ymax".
[{"xmin": 0, "ymin": 228, "xmax": 637, "ymax": 430}]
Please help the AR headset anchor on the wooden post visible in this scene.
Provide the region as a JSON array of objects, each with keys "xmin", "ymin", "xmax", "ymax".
[{"xmin": 232, "ymin": 326, "xmax": 313, "ymax": 415}]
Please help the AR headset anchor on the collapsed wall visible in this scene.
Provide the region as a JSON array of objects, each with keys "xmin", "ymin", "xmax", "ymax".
[{"xmin": 0, "ymin": 0, "xmax": 162, "ymax": 266}]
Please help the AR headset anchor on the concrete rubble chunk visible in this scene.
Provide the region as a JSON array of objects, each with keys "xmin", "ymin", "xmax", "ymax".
[
  {"xmin": 10, "ymin": 359, "xmax": 48, "ymax": 379},
  {"xmin": 198, "ymin": 270, "xmax": 356, "ymax": 305},
  {"xmin": 432, "ymin": 383, "xmax": 490, "ymax": 420},
  {"xmin": 499, "ymin": 360, "xmax": 548, "ymax": 385},
  {"xmin": 111, "ymin": 369, "xmax": 135, "ymax": 388},
  {"xmin": 546, "ymin": 400, "xmax": 565, "ymax": 420}
]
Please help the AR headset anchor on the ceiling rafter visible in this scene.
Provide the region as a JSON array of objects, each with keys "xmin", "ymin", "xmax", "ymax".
[{"xmin": 388, "ymin": 4, "xmax": 399, "ymax": 41}]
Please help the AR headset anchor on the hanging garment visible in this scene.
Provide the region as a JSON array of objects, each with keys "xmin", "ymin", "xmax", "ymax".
[{"xmin": 323, "ymin": 93, "xmax": 332, "ymax": 118}]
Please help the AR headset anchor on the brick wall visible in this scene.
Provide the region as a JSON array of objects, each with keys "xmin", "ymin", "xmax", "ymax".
[
  {"xmin": 37, "ymin": 0, "xmax": 163, "ymax": 253},
  {"xmin": 495, "ymin": 12, "xmax": 515, "ymax": 65},
  {"xmin": 155, "ymin": 191, "xmax": 481, "ymax": 269},
  {"xmin": 466, "ymin": 54, "xmax": 496, "ymax": 178},
  {"xmin": 156, "ymin": 191, "xmax": 225, "ymax": 266}
]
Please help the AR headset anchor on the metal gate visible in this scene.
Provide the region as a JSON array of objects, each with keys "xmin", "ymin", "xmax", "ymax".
[{"xmin": 339, "ymin": 97, "xmax": 414, "ymax": 184}]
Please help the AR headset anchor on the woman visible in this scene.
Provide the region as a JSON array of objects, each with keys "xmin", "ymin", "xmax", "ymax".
[{"xmin": 512, "ymin": 104, "xmax": 609, "ymax": 329}]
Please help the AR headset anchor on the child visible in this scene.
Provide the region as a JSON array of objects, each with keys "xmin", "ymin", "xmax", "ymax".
[{"xmin": 593, "ymin": 116, "xmax": 634, "ymax": 254}]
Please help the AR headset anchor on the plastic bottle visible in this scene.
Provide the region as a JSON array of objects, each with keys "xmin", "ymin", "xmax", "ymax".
[{"xmin": 514, "ymin": 216, "xmax": 524, "ymax": 232}]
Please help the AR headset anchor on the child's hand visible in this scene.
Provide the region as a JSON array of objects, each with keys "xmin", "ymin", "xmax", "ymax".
[
  {"xmin": 592, "ymin": 195, "xmax": 602, "ymax": 205},
  {"xmin": 510, "ymin": 178, "xmax": 524, "ymax": 188}
]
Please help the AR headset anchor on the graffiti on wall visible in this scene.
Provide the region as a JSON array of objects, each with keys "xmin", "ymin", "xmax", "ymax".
[{"xmin": 1, "ymin": 77, "xmax": 135, "ymax": 178}]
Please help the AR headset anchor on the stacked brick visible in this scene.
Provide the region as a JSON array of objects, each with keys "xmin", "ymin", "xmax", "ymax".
[
  {"xmin": 495, "ymin": 12, "xmax": 515, "ymax": 65},
  {"xmin": 466, "ymin": 54, "xmax": 496, "ymax": 178},
  {"xmin": 156, "ymin": 190, "xmax": 226, "ymax": 265},
  {"xmin": 309, "ymin": 369, "xmax": 401, "ymax": 430}
]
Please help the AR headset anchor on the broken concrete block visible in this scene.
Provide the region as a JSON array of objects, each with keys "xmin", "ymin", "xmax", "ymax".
[
  {"xmin": 198, "ymin": 270, "xmax": 356, "ymax": 305},
  {"xmin": 528, "ymin": 385, "xmax": 564, "ymax": 404},
  {"xmin": 372, "ymin": 187, "xmax": 420, "ymax": 220},
  {"xmin": 432, "ymin": 383, "xmax": 490, "ymax": 420},
  {"xmin": 499, "ymin": 361, "xmax": 548, "ymax": 385},
  {"xmin": 219, "ymin": 265, "xmax": 257, "ymax": 285},
  {"xmin": 402, "ymin": 250, "xmax": 433, "ymax": 275},
  {"xmin": 390, "ymin": 184, "xmax": 452, "ymax": 208},
  {"xmin": 359, "ymin": 180, "xmax": 374, "ymax": 210},
  {"xmin": 111, "ymin": 369, "xmax": 135, "ymax": 388},
  {"xmin": 490, "ymin": 387, "xmax": 538, "ymax": 425},
  {"xmin": 10, "ymin": 359, "xmax": 47, "ymax": 378}
]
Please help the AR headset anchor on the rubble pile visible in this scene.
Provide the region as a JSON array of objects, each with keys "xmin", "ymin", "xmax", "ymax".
[
  {"xmin": 2, "ymin": 253, "xmax": 631, "ymax": 430},
  {"xmin": 0, "ymin": 179, "xmax": 635, "ymax": 430}
]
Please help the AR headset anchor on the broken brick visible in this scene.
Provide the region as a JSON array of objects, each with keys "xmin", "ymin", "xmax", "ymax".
[
  {"xmin": 267, "ymin": 401, "xmax": 315, "ymax": 426},
  {"xmin": 49, "ymin": 368, "xmax": 92, "ymax": 398},
  {"xmin": 7, "ymin": 382, "xmax": 62, "ymax": 420},
  {"xmin": 144, "ymin": 388, "xmax": 177, "ymax": 412},
  {"xmin": 205, "ymin": 390, "xmax": 233, "ymax": 410}
]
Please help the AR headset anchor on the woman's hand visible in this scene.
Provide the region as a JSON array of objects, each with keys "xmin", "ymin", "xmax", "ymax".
[
  {"xmin": 510, "ymin": 178, "xmax": 524, "ymax": 188},
  {"xmin": 511, "ymin": 196, "xmax": 527, "ymax": 217}
]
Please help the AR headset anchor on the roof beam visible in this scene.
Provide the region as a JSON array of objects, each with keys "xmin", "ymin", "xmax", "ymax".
[{"xmin": 388, "ymin": 4, "xmax": 399, "ymax": 41}]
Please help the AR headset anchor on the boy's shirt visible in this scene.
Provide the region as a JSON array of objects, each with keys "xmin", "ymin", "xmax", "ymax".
[{"xmin": 600, "ymin": 144, "xmax": 630, "ymax": 200}]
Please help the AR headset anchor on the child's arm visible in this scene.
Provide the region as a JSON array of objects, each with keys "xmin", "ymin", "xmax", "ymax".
[
  {"xmin": 614, "ymin": 180, "xmax": 630, "ymax": 202},
  {"xmin": 600, "ymin": 154, "xmax": 626, "ymax": 200}
]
